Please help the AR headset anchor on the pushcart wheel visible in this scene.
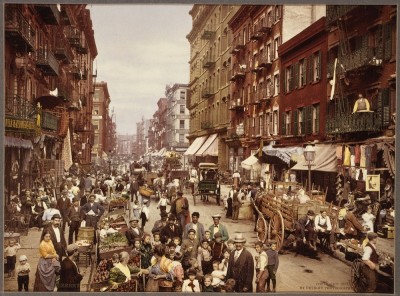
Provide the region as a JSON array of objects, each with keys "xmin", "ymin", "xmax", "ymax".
[
  {"xmin": 268, "ymin": 210, "xmax": 285, "ymax": 251},
  {"xmin": 256, "ymin": 216, "xmax": 268, "ymax": 243},
  {"xmin": 350, "ymin": 259, "xmax": 369, "ymax": 292}
]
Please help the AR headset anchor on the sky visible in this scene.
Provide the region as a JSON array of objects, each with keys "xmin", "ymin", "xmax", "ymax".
[{"xmin": 89, "ymin": 4, "xmax": 192, "ymax": 135}]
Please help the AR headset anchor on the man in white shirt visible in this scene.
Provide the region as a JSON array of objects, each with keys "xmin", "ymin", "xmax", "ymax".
[
  {"xmin": 314, "ymin": 209, "xmax": 332, "ymax": 249},
  {"xmin": 42, "ymin": 213, "xmax": 67, "ymax": 260},
  {"xmin": 42, "ymin": 201, "xmax": 61, "ymax": 226}
]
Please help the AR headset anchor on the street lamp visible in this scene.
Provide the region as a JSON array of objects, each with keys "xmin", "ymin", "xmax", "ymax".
[{"xmin": 303, "ymin": 144, "xmax": 316, "ymax": 194}]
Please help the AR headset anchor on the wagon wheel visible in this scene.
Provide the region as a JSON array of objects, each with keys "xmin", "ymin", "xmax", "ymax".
[
  {"xmin": 256, "ymin": 216, "xmax": 268, "ymax": 243},
  {"xmin": 350, "ymin": 259, "xmax": 369, "ymax": 292},
  {"xmin": 268, "ymin": 210, "xmax": 285, "ymax": 251}
]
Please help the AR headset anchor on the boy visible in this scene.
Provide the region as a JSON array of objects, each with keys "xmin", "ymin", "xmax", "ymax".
[
  {"xmin": 254, "ymin": 241, "xmax": 268, "ymax": 292},
  {"xmin": 204, "ymin": 230, "xmax": 212, "ymax": 243},
  {"xmin": 266, "ymin": 241, "xmax": 279, "ymax": 292},
  {"xmin": 197, "ymin": 239, "xmax": 213, "ymax": 275},
  {"xmin": 16, "ymin": 255, "xmax": 30, "ymax": 291},
  {"xmin": 4, "ymin": 239, "xmax": 21, "ymax": 278},
  {"xmin": 182, "ymin": 268, "xmax": 201, "ymax": 292},
  {"xmin": 157, "ymin": 193, "xmax": 169, "ymax": 214},
  {"xmin": 210, "ymin": 232, "xmax": 227, "ymax": 262},
  {"xmin": 202, "ymin": 274, "xmax": 214, "ymax": 292},
  {"xmin": 152, "ymin": 232, "xmax": 162, "ymax": 247},
  {"xmin": 173, "ymin": 236, "xmax": 182, "ymax": 253},
  {"xmin": 226, "ymin": 239, "xmax": 235, "ymax": 254}
]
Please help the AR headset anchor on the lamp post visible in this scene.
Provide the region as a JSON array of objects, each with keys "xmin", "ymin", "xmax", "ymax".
[{"xmin": 303, "ymin": 144, "xmax": 316, "ymax": 194}]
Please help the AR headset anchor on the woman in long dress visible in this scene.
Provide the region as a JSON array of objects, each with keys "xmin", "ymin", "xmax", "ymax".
[
  {"xmin": 33, "ymin": 230, "xmax": 61, "ymax": 291},
  {"xmin": 146, "ymin": 244, "xmax": 175, "ymax": 292}
]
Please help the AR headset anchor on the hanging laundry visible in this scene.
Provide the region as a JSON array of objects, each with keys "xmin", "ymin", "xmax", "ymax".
[
  {"xmin": 365, "ymin": 145, "xmax": 372, "ymax": 169},
  {"xmin": 354, "ymin": 145, "xmax": 361, "ymax": 165},
  {"xmin": 343, "ymin": 146, "xmax": 351, "ymax": 166},
  {"xmin": 336, "ymin": 145, "xmax": 343, "ymax": 165},
  {"xmin": 360, "ymin": 145, "xmax": 366, "ymax": 168}
]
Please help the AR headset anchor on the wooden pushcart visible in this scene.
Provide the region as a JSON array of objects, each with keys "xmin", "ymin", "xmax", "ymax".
[{"xmin": 254, "ymin": 181, "xmax": 338, "ymax": 251}]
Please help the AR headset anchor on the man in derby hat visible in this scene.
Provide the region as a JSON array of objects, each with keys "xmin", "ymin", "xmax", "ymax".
[
  {"xmin": 209, "ymin": 214, "xmax": 229, "ymax": 242},
  {"xmin": 294, "ymin": 210, "xmax": 317, "ymax": 250},
  {"xmin": 42, "ymin": 213, "xmax": 67, "ymax": 260},
  {"xmin": 59, "ymin": 244, "xmax": 82, "ymax": 291},
  {"xmin": 151, "ymin": 211, "xmax": 169, "ymax": 234},
  {"xmin": 160, "ymin": 214, "xmax": 182, "ymax": 244},
  {"xmin": 226, "ymin": 232, "xmax": 254, "ymax": 292},
  {"xmin": 125, "ymin": 217, "xmax": 143, "ymax": 246},
  {"xmin": 81, "ymin": 194, "xmax": 105, "ymax": 244},
  {"xmin": 57, "ymin": 189, "xmax": 71, "ymax": 233},
  {"xmin": 67, "ymin": 197, "xmax": 82, "ymax": 244},
  {"xmin": 183, "ymin": 211, "xmax": 206, "ymax": 244}
]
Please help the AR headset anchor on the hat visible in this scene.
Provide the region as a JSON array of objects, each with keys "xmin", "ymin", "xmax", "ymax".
[
  {"xmin": 168, "ymin": 214, "xmax": 176, "ymax": 221},
  {"xmin": 191, "ymin": 212, "xmax": 200, "ymax": 218},
  {"xmin": 188, "ymin": 228, "xmax": 196, "ymax": 234},
  {"xmin": 51, "ymin": 213, "xmax": 61, "ymax": 220},
  {"xmin": 214, "ymin": 232, "xmax": 222, "ymax": 238},
  {"xmin": 72, "ymin": 197, "xmax": 80, "ymax": 202},
  {"xmin": 38, "ymin": 187, "xmax": 45, "ymax": 191},
  {"xmin": 66, "ymin": 244, "xmax": 79, "ymax": 253},
  {"xmin": 160, "ymin": 212, "xmax": 168, "ymax": 218},
  {"xmin": 19, "ymin": 255, "xmax": 27, "ymax": 261},
  {"xmin": 187, "ymin": 268, "xmax": 196, "ymax": 276},
  {"xmin": 212, "ymin": 214, "xmax": 221, "ymax": 219},
  {"xmin": 130, "ymin": 217, "xmax": 139, "ymax": 222},
  {"xmin": 177, "ymin": 191, "xmax": 183, "ymax": 196},
  {"xmin": 233, "ymin": 232, "xmax": 246, "ymax": 243},
  {"xmin": 306, "ymin": 210, "xmax": 315, "ymax": 216}
]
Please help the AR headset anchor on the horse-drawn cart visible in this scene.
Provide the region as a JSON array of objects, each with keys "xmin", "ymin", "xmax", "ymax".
[
  {"xmin": 254, "ymin": 181, "xmax": 337, "ymax": 251},
  {"xmin": 193, "ymin": 163, "xmax": 219, "ymax": 205}
]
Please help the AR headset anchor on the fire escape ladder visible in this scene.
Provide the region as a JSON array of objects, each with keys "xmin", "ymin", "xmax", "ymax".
[{"xmin": 336, "ymin": 18, "xmax": 351, "ymax": 115}]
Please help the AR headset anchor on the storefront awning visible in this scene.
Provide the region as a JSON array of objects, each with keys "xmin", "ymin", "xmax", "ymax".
[
  {"xmin": 195, "ymin": 133, "xmax": 218, "ymax": 156},
  {"xmin": 4, "ymin": 136, "xmax": 33, "ymax": 149},
  {"xmin": 291, "ymin": 144, "xmax": 337, "ymax": 172},
  {"xmin": 241, "ymin": 154, "xmax": 261, "ymax": 171},
  {"xmin": 262, "ymin": 144, "xmax": 304, "ymax": 164},
  {"xmin": 157, "ymin": 147, "xmax": 167, "ymax": 156},
  {"xmin": 184, "ymin": 135, "xmax": 208, "ymax": 156}
]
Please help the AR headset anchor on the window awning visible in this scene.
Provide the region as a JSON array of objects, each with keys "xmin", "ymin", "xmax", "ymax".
[
  {"xmin": 262, "ymin": 143, "xmax": 304, "ymax": 164},
  {"xmin": 241, "ymin": 154, "xmax": 261, "ymax": 171},
  {"xmin": 291, "ymin": 144, "xmax": 337, "ymax": 172},
  {"xmin": 4, "ymin": 136, "xmax": 33, "ymax": 149},
  {"xmin": 184, "ymin": 135, "xmax": 208, "ymax": 156},
  {"xmin": 200, "ymin": 135, "xmax": 219, "ymax": 157},
  {"xmin": 195, "ymin": 133, "xmax": 218, "ymax": 156}
]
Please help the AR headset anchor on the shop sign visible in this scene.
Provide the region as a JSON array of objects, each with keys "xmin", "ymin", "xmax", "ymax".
[{"xmin": 5, "ymin": 117, "xmax": 37, "ymax": 132}]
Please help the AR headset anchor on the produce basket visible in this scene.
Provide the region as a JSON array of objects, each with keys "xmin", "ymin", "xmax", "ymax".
[
  {"xmin": 76, "ymin": 240, "xmax": 92, "ymax": 252},
  {"xmin": 139, "ymin": 186, "xmax": 154, "ymax": 197}
]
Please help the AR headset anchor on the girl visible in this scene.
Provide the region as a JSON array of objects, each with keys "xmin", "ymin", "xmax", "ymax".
[
  {"xmin": 182, "ymin": 268, "xmax": 201, "ymax": 292},
  {"xmin": 4, "ymin": 239, "xmax": 21, "ymax": 278},
  {"xmin": 157, "ymin": 193, "xmax": 169, "ymax": 214}
]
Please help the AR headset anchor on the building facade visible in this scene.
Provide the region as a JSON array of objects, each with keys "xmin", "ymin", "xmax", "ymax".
[{"xmin": 4, "ymin": 4, "xmax": 97, "ymax": 200}]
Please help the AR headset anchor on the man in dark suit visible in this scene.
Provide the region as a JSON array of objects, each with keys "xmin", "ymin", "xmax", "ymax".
[
  {"xmin": 42, "ymin": 213, "xmax": 67, "ymax": 260},
  {"xmin": 160, "ymin": 214, "xmax": 182, "ymax": 245},
  {"xmin": 81, "ymin": 194, "xmax": 105, "ymax": 244},
  {"xmin": 57, "ymin": 189, "xmax": 71, "ymax": 233},
  {"xmin": 151, "ymin": 211, "xmax": 168, "ymax": 234},
  {"xmin": 130, "ymin": 176, "xmax": 139, "ymax": 202},
  {"xmin": 67, "ymin": 197, "xmax": 82, "ymax": 244},
  {"xmin": 59, "ymin": 243, "xmax": 83, "ymax": 291},
  {"xmin": 226, "ymin": 232, "xmax": 254, "ymax": 292},
  {"xmin": 183, "ymin": 212, "xmax": 206, "ymax": 244},
  {"xmin": 125, "ymin": 218, "xmax": 143, "ymax": 246},
  {"xmin": 294, "ymin": 210, "xmax": 317, "ymax": 250}
]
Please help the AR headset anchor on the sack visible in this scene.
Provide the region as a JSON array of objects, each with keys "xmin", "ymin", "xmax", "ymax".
[
  {"xmin": 145, "ymin": 277, "xmax": 159, "ymax": 292},
  {"xmin": 80, "ymin": 220, "xmax": 86, "ymax": 227}
]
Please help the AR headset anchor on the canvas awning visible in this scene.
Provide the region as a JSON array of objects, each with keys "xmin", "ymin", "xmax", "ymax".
[
  {"xmin": 241, "ymin": 154, "xmax": 261, "ymax": 171},
  {"xmin": 184, "ymin": 135, "xmax": 208, "ymax": 156},
  {"xmin": 4, "ymin": 136, "xmax": 33, "ymax": 149},
  {"xmin": 262, "ymin": 143, "xmax": 304, "ymax": 164},
  {"xmin": 195, "ymin": 133, "xmax": 218, "ymax": 156},
  {"xmin": 291, "ymin": 144, "xmax": 337, "ymax": 172},
  {"xmin": 201, "ymin": 135, "xmax": 219, "ymax": 157}
]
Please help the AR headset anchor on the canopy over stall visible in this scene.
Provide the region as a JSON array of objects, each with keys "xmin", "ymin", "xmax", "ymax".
[
  {"xmin": 291, "ymin": 144, "xmax": 337, "ymax": 172},
  {"xmin": 184, "ymin": 135, "xmax": 208, "ymax": 156},
  {"xmin": 195, "ymin": 133, "xmax": 218, "ymax": 157},
  {"xmin": 241, "ymin": 154, "xmax": 261, "ymax": 171}
]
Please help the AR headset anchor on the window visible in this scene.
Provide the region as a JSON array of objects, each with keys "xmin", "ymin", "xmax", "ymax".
[
  {"xmin": 179, "ymin": 120, "xmax": 185, "ymax": 129},
  {"xmin": 274, "ymin": 36, "xmax": 280, "ymax": 59},
  {"xmin": 285, "ymin": 66, "xmax": 293, "ymax": 93},
  {"xmin": 180, "ymin": 105, "xmax": 185, "ymax": 114},
  {"xmin": 180, "ymin": 91, "xmax": 186, "ymax": 100},
  {"xmin": 266, "ymin": 78, "xmax": 273, "ymax": 97},
  {"xmin": 274, "ymin": 6, "xmax": 280, "ymax": 22},
  {"xmin": 179, "ymin": 134, "xmax": 185, "ymax": 143},
  {"xmin": 310, "ymin": 51, "xmax": 321, "ymax": 82},
  {"xmin": 265, "ymin": 112, "xmax": 271, "ymax": 136},
  {"xmin": 273, "ymin": 110, "xmax": 278, "ymax": 135},
  {"xmin": 312, "ymin": 104, "xmax": 320, "ymax": 134},
  {"xmin": 259, "ymin": 115, "xmax": 263, "ymax": 135},
  {"xmin": 299, "ymin": 58, "xmax": 306, "ymax": 86},
  {"xmin": 266, "ymin": 43, "xmax": 271, "ymax": 62},
  {"xmin": 298, "ymin": 108, "xmax": 304, "ymax": 135},
  {"xmin": 274, "ymin": 73, "xmax": 280, "ymax": 96},
  {"xmin": 285, "ymin": 111, "xmax": 292, "ymax": 135}
]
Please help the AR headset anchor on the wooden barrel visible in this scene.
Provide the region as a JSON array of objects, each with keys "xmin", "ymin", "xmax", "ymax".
[{"xmin": 77, "ymin": 227, "xmax": 95, "ymax": 243}]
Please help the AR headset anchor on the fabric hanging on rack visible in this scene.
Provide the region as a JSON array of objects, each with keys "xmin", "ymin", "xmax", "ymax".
[
  {"xmin": 365, "ymin": 145, "xmax": 372, "ymax": 169},
  {"xmin": 343, "ymin": 146, "xmax": 351, "ymax": 166},
  {"xmin": 370, "ymin": 144, "xmax": 378, "ymax": 163},
  {"xmin": 336, "ymin": 146, "xmax": 343, "ymax": 165},
  {"xmin": 350, "ymin": 154, "xmax": 355, "ymax": 168},
  {"xmin": 354, "ymin": 145, "xmax": 361, "ymax": 165},
  {"xmin": 360, "ymin": 145, "xmax": 366, "ymax": 168}
]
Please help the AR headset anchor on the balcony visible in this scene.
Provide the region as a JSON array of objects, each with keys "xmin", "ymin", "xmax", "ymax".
[
  {"xmin": 326, "ymin": 112, "xmax": 382, "ymax": 135},
  {"xmin": 203, "ymin": 55, "xmax": 216, "ymax": 69},
  {"xmin": 41, "ymin": 111, "xmax": 59, "ymax": 131},
  {"xmin": 201, "ymin": 30, "xmax": 215, "ymax": 40},
  {"xmin": 34, "ymin": 4, "xmax": 60, "ymax": 25},
  {"xmin": 57, "ymin": 83, "xmax": 72, "ymax": 102},
  {"xmin": 231, "ymin": 36, "xmax": 245, "ymax": 54},
  {"xmin": 5, "ymin": 6, "xmax": 35, "ymax": 52},
  {"xmin": 258, "ymin": 17, "xmax": 272, "ymax": 33},
  {"xmin": 70, "ymin": 64, "xmax": 83, "ymax": 80},
  {"xmin": 340, "ymin": 45, "xmax": 383, "ymax": 73},
  {"xmin": 35, "ymin": 48, "xmax": 59, "ymax": 76},
  {"xmin": 326, "ymin": 5, "xmax": 380, "ymax": 27},
  {"xmin": 229, "ymin": 97, "xmax": 244, "ymax": 110},
  {"xmin": 250, "ymin": 26, "xmax": 263, "ymax": 41},
  {"xmin": 54, "ymin": 39, "xmax": 73, "ymax": 64},
  {"xmin": 67, "ymin": 27, "xmax": 81, "ymax": 48},
  {"xmin": 5, "ymin": 95, "xmax": 36, "ymax": 120},
  {"xmin": 230, "ymin": 64, "xmax": 246, "ymax": 82},
  {"xmin": 202, "ymin": 87, "xmax": 214, "ymax": 98},
  {"xmin": 200, "ymin": 121, "xmax": 213, "ymax": 130},
  {"xmin": 60, "ymin": 6, "xmax": 72, "ymax": 25}
]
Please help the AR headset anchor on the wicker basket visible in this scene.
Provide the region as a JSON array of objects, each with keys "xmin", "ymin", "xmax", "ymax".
[{"xmin": 139, "ymin": 186, "xmax": 154, "ymax": 197}]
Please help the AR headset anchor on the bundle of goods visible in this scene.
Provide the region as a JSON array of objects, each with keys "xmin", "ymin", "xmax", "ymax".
[{"xmin": 139, "ymin": 186, "xmax": 154, "ymax": 197}]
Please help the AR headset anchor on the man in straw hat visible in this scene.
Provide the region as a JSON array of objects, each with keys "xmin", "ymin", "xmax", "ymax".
[
  {"xmin": 125, "ymin": 217, "xmax": 143, "ymax": 246},
  {"xmin": 209, "ymin": 214, "xmax": 229, "ymax": 242},
  {"xmin": 226, "ymin": 232, "xmax": 254, "ymax": 292}
]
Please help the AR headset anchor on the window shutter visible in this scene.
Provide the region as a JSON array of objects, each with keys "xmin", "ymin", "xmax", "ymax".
[
  {"xmin": 281, "ymin": 112, "xmax": 286, "ymax": 135},
  {"xmin": 315, "ymin": 105, "xmax": 320, "ymax": 134},
  {"xmin": 283, "ymin": 67, "xmax": 287, "ymax": 94},
  {"xmin": 308, "ymin": 56, "xmax": 313, "ymax": 83},
  {"xmin": 290, "ymin": 64, "xmax": 294, "ymax": 91},
  {"xmin": 381, "ymin": 88, "xmax": 390, "ymax": 127},
  {"xmin": 305, "ymin": 106, "xmax": 312, "ymax": 135},
  {"xmin": 383, "ymin": 22, "xmax": 392, "ymax": 61},
  {"xmin": 294, "ymin": 62, "xmax": 299, "ymax": 89},
  {"xmin": 293, "ymin": 109, "xmax": 298, "ymax": 136},
  {"xmin": 303, "ymin": 58, "xmax": 307, "ymax": 85},
  {"xmin": 317, "ymin": 51, "xmax": 322, "ymax": 81}
]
